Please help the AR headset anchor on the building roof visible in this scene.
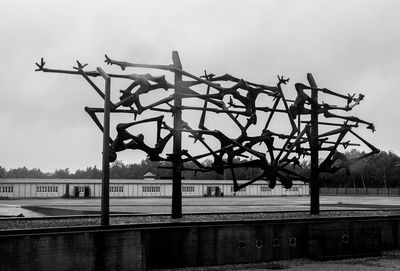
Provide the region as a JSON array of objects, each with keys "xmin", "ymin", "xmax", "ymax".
[
  {"xmin": 0, "ymin": 178, "xmax": 307, "ymax": 186},
  {"xmin": 143, "ymin": 172, "xmax": 156, "ymax": 178}
]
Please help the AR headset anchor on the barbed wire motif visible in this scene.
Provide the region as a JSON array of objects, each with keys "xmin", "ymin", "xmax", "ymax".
[{"xmin": 35, "ymin": 52, "xmax": 379, "ymax": 194}]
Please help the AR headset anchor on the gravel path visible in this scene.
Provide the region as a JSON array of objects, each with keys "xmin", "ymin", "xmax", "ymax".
[
  {"xmin": 1, "ymin": 209, "xmax": 400, "ymax": 230},
  {"xmin": 152, "ymin": 251, "xmax": 400, "ymax": 271}
]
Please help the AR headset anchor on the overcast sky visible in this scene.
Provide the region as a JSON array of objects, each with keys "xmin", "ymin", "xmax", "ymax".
[{"xmin": 0, "ymin": 0, "xmax": 399, "ymax": 172}]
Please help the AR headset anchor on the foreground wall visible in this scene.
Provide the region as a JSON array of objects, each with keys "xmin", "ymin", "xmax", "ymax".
[
  {"xmin": 0, "ymin": 216, "xmax": 399, "ymax": 270},
  {"xmin": 0, "ymin": 228, "xmax": 143, "ymax": 271}
]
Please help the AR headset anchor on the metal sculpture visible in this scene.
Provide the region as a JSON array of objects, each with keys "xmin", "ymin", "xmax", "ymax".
[{"xmin": 36, "ymin": 51, "xmax": 378, "ymax": 222}]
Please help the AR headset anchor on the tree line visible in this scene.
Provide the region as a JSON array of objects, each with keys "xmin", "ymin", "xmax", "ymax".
[
  {"xmin": 320, "ymin": 149, "xmax": 400, "ymax": 188},
  {"xmin": 0, "ymin": 149, "xmax": 399, "ymax": 188}
]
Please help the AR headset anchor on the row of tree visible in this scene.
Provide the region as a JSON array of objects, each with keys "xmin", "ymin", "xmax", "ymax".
[
  {"xmin": 320, "ymin": 149, "xmax": 400, "ymax": 188},
  {"xmin": 1, "ymin": 150, "xmax": 399, "ymax": 188}
]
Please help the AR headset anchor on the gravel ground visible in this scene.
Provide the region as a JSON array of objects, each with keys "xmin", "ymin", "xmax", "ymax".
[
  {"xmin": 1, "ymin": 209, "xmax": 400, "ymax": 230},
  {"xmin": 152, "ymin": 251, "xmax": 400, "ymax": 271}
]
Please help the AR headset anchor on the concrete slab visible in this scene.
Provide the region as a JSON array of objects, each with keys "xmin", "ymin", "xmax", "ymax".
[{"xmin": 1, "ymin": 196, "xmax": 399, "ymax": 217}]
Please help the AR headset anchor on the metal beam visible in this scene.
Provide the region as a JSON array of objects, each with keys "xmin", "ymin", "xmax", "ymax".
[
  {"xmin": 171, "ymin": 51, "xmax": 183, "ymax": 219},
  {"xmin": 307, "ymin": 73, "xmax": 320, "ymax": 215},
  {"xmin": 97, "ymin": 67, "xmax": 111, "ymax": 225}
]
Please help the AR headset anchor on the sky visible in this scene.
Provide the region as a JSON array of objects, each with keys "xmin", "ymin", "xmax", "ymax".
[{"xmin": 0, "ymin": 0, "xmax": 399, "ymax": 173}]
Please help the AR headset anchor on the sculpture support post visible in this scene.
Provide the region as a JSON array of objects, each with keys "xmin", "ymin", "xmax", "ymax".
[
  {"xmin": 98, "ymin": 67, "xmax": 111, "ymax": 225},
  {"xmin": 171, "ymin": 51, "xmax": 183, "ymax": 218},
  {"xmin": 307, "ymin": 73, "xmax": 320, "ymax": 215}
]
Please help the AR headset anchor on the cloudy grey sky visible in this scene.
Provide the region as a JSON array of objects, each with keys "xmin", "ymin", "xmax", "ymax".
[{"xmin": 0, "ymin": 0, "xmax": 399, "ymax": 172}]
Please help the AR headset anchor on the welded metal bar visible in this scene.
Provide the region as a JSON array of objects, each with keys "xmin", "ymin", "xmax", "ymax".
[
  {"xmin": 171, "ymin": 51, "xmax": 183, "ymax": 219},
  {"xmin": 307, "ymin": 73, "xmax": 320, "ymax": 215},
  {"xmin": 97, "ymin": 67, "xmax": 111, "ymax": 225},
  {"xmin": 301, "ymin": 120, "xmax": 358, "ymax": 128}
]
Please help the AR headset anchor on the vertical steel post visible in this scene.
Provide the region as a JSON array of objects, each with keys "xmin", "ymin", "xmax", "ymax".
[
  {"xmin": 171, "ymin": 51, "xmax": 183, "ymax": 218},
  {"xmin": 97, "ymin": 67, "xmax": 111, "ymax": 225},
  {"xmin": 307, "ymin": 73, "xmax": 320, "ymax": 215}
]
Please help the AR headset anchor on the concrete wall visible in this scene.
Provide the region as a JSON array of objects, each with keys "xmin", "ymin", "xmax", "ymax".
[
  {"xmin": 308, "ymin": 219, "xmax": 397, "ymax": 259},
  {"xmin": 0, "ymin": 229, "xmax": 143, "ymax": 271},
  {"xmin": 0, "ymin": 217, "xmax": 399, "ymax": 270}
]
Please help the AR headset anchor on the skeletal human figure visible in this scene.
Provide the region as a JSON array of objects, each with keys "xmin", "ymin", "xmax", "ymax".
[
  {"xmin": 184, "ymin": 74, "xmax": 302, "ymax": 189},
  {"xmin": 289, "ymin": 83, "xmax": 365, "ymax": 116},
  {"xmin": 289, "ymin": 83, "xmax": 319, "ymax": 118},
  {"xmin": 84, "ymin": 107, "xmax": 139, "ymax": 136},
  {"xmin": 115, "ymin": 75, "xmax": 173, "ymax": 114},
  {"xmin": 321, "ymin": 93, "xmax": 364, "ymax": 112},
  {"xmin": 321, "ymin": 151, "xmax": 365, "ymax": 176},
  {"xmin": 227, "ymin": 157, "xmax": 306, "ymax": 190},
  {"xmin": 105, "ymin": 54, "xmax": 279, "ymax": 119},
  {"xmin": 109, "ymin": 116, "xmax": 173, "ymax": 162},
  {"xmin": 323, "ymin": 111, "xmax": 375, "ymax": 132},
  {"xmin": 319, "ymin": 126, "xmax": 379, "ymax": 175},
  {"xmin": 288, "ymin": 83, "xmax": 375, "ymax": 132}
]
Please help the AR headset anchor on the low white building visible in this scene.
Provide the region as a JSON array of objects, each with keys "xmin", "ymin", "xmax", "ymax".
[{"xmin": 0, "ymin": 178, "xmax": 309, "ymax": 199}]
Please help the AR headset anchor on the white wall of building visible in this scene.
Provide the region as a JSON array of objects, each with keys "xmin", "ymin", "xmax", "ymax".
[{"xmin": 0, "ymin": 179, "xmax": 309, "ymax": 198}]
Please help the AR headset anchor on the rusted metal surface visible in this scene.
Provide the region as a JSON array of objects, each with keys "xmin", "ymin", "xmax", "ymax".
[
  {"xmin": 36, "ymin": 52, "xmax": 378, "ymax": 218},
  {"xmin": 97, "ymin": 67, "xmax": 111, "ymax": 225},
  {"xmin": 308, "ymin": 73, "xmax": 320, "ymax": 214}
]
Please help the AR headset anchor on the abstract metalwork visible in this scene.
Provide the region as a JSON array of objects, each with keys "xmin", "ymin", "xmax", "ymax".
[{"xmin": 36, "ymin": 51, "xmax": 378, "ymax": 218}]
